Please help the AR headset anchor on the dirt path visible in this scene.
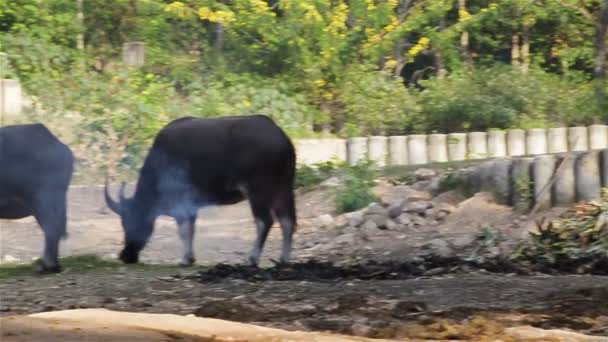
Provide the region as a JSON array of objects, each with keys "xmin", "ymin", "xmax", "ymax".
[
  {"xmin": 0, "ymin": 185, "xmax": 338, "ymax": 266},
  {"xmin": 1, "ymin": 267, "xmax": 607, "ymax": 338}
]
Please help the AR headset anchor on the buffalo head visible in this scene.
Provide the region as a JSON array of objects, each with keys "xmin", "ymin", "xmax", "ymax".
[{"xmin": 104, "ymin": 178, "xmax": 153, "ymax": 264}]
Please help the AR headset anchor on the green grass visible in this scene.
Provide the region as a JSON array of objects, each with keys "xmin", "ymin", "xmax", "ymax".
[{"xmin": 0, "ymin": 254, "xmax": 176, "ymax": 280}]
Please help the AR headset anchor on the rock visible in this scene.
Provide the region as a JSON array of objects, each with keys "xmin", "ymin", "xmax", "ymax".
[
  {"xmin": 366, "ymin": 202, "xmax": 387, "ymax": 216},
  {"xmin": 423, "ymin": 208, "xmax": 436, "ymax": 218},
  {"xmin": 385, "ymin": 219, "xmax": 398, "ymax": 230},
  {"xmin": 396, "ymin": 213, "xmax": 412, "ymax": 226},
  {"xmin": 320, "ymin": 176, "xmax": 342, "ymax": 188},
  {"xmin": 2, "ymin": 254, "xmax": 18, "ymax": 262},
  {"xmin": 414, "ymin": 168, "xmax": 437, "ymax": 180},
  {"xmin": 435, "ymin": 211, "xmax": 448, "ymax": 220},
  {"xmin": 360, "ymin": 220, "xmax": 378, "ymax": 232},
  {"xmin": 422, "ymin": 239, "xmax": 455, "ymax": 258},
  {"xmin": 345, "ymin": 211, "xmax": 364, "ymax": 227},
  {"xmin": 373, "ymin": 184, "xmax": 431, "ymax": 205},
  {"xmin": 365, "ymin": 214, "xmax": 387, "ymax": 229},
  {"xmin": 505, "ymin": 326, "xmax": 607, "ymax": 342},
  {"xmin": 387, "ymin": 200, "xmax": 404, "ymax": 218},
  {"xmin": 450, "ymin": 234, "xmax": 477, "ymax": 249},
  {"xmin": 334, "ymin": 233, "xmax": 356, "ymax": 245},
  {"xmin": 316, "ymin": 214, "xmax": 334, "ymax": 228},
  {"xmin": 411, "ymin": 215, "xmax": 427, "ymax": 226},
  {"xmin": 435, "ymin": 202, "xmax": 455, "ymax": 214},
  {"xmin": 403, "ymin": 201, "xmax": 432, "ymax": 214},
  {"xmin": 423, "ymin": 267, "xmax": 446, "ymax": 276},
  {"xmin": 432, "ymin": 190, "xmax": 466, "ymax": 206}
]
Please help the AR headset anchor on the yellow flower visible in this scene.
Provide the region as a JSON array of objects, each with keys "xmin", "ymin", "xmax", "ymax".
[
  {"xmin": 315, "ymin": 79, "xmax": 327, "ymax": 87},
  {"xmin": 198, "ymin": 7, "xmax": 212, "ymax": 20},
  {"xmin": 385, "ymin": 59, "xmax": 398, "ymax": 69}
]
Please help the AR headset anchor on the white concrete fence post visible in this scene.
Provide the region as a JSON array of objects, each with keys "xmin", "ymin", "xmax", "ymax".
[
  {"xmin": 428, "ymin": 134, "xmax": 448, "ymax": 163},
  {"xmin": 123, "ymin": 42, "xmax": 145, "ymax": 67},
  {"xmin": 533, "ymin": 155, "xmax": 557, "ymax": 211},
  {"xmin": 467, "ymin": 132, "xmax": 488, "ymax": 159},
  {"xmin": 547, "ymin": 127, "xmax": 568, "ymax": 154},
  {"xmin": 347, "ymin": 137, "xmax": 368, "ymax": 166},
  {"xmin": 487, "ymin": 130, "xmax": 507, "ymax": 158},
  {"xmin": 507, "ymin": 129, "xmax": 526, "ymax": 156},
  {"xmin": 367, "ymin": 136, "xmax": 388, "ymax": 167},
  {"xmin": 526, "ymin": 128, "xmax": 548, "ymax": 156},
  {"xmin": 447, "ymin": 133, "xmax": 467, "ymax": 161},
  {"xmin": 568, "ymin": 126, "xmax": 589, "ymax": 152},
  {"xmin": 575, "ymin": 151, "xmax": 602, "ymax": 201},
  {"xmin": 553, "ymin": 154, "xmax": 576, "ymax": 206},
  {"xmin": 388, "ymin": 136, "xmax": 408, "ymax": 166},
  {"xmin": 589, "ymin": 124, "xmax": 608, "ymax": 150},
  {"xmin": 407, "ymin": 134, "xmax": 428, "ymax": 165},
  {"xmin": 0, "ymin": 79, "xmax": 22, "ymax": 120}
]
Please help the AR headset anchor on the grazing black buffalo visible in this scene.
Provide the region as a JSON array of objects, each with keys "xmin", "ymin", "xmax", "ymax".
[
  {"xmin": 0, "ymin": 123, "xmax": 74, "ymax": 272},
  {"xmin": 104, "ymin": 115, "xmax": 297, "ymax": 266}
]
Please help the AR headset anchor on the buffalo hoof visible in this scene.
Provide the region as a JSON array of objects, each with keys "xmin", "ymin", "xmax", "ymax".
[
  {"xmin": 119, "ymin": 249, "xmax": 139, "ymax": 264},
  {"xmin": 33, "ymin": 259, "xmax": 62, "ymax": 274},
  {"xmin": 178, "ymin": 257, "xmax": 195, "ymax": 267}
]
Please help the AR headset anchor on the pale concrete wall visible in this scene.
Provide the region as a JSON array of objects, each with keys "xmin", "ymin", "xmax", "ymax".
[
  {"xmin": 367, "ymin": 136, "xmax": 388, "ymax": 167},
  {"xmin": 447, "ymin": 133, "xmax": 467, "ymax": 161},
  {"xmin": 0, "ymin": 79, "xmax": 22, "ymax": 119},
  {"xmin": 487, "ymin": 130, "xmax": 507, "ymax": 158},
  {"xmin": 467, "ymin": 132, "xmax": 488, "ymax": 159},
  {"xmin": 408, "ymin": 135, "xmax": 428, "ymax": 165},
  {"xmin": 388, "ymin": 136, "xmax": 408, "ymax": 166},
  {"xmin": 428, "ymin": 134, "xmax": 448, "ymax": 163},
  {"xmin": 294, "ymin": 139, "xmax": 347, "ymax": 165}
]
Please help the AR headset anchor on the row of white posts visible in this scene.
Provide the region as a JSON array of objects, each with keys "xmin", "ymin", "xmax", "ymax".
[{"xmin": 295, "ymin": 125, "xmax": 608, "ymax": 166}]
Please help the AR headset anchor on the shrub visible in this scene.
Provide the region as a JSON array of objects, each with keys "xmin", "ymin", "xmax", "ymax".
[{"xmin": 335, "ymin": 160, "xmax": 378, "ymax": 214}]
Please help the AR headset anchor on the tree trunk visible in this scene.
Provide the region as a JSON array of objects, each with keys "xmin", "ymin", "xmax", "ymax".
[
  {"xmin": 594, "ymin": 0, "xmax": 608, "ymax": 112},
  {"xmin": 215, "ymin": 23, "xmax": 225, "ymax": 55},
  {"xmin": 521, "ymin": 27, "xmax": 530, "ymax": 74},
  {"xmin": 76, "ymin": 0, "xmax": 84, "ymax": 51},
  {"xmin": 458, "ymin": 0, "xmax": 472, "ymax": 67},
  {"xmin": 511, "ymin": 32, "xmax": 520, "ymax": 68}
]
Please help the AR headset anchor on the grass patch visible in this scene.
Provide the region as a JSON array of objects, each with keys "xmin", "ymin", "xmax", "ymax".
[
  {"xmin": 335, "ymin": 160, "xmax": 379, "ymax": 213},
  {"xmin": 295, "ymin": 161, "xmax": 344, "ymax": 189},
  {"xmin": 0, "ymin": 254, "xmax": 175, "ymax": 280}
]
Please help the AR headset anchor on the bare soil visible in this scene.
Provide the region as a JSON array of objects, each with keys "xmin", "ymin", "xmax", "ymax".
[{"xmin": 1, "ymin": 184, "xmax": 607, "ymax": 340}]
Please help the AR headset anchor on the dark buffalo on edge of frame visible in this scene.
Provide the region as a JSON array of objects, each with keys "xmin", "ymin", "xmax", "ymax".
[
  {"xmin": 104, "ymin": 115, "xmax": 297, "ymax": 266},
  {"xmin": 0, "ymin": 123, "xmax": 74, "ymax": 273}
]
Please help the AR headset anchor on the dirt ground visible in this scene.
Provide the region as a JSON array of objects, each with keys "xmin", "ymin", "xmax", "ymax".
[{"xmin": 1, "ymin": 184, "xmax": 607, "ymax": 340}]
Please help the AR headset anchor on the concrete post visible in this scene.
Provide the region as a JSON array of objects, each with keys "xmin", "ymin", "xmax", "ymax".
[
  {"xmin": 575, "ymin": 151, "xmax": 601, "ymax": 202},
  {"xmin": 367, "ymin": 136, "xmax": 388, "ymax": 167},
  {"xmin": 487, "ymin": 130, "xmax": 507, "ymax": 158},
  {"xmin": 407, "ymin": 135, "xmax": 428, "ymax": 165},
  {"xmin": 294, "ymin": 139, "xmax": 346, "ymax": 165},
  {"xmin": 533, "ymin": 155, "xmax": 556, "ymax": 212},
  {"xmin": 123, "ymin": 42, "xmax": 145, "ymax": 67},
  {"xmin": 553, "ymin": 154, "xmax": 576, "ymax": 206},
  {"xmin": 526, "ymin": 128, "xmax": 548, "ymax": 156},
  {"xmin": 512, "ymin": 157, "xmax": 534, "ymax": 212},
  {"xmin": 602, "ymin": 149, "xmax": 608, "ymax": 188},
  {"xmin": 490, "ymin": 160, "xmax": 512, "ymax": 205},
  {"xmin": 589, "ymin": 124, "xmax": 608, "ymax": 150},
  {"xmin": 447, "ymin": 133, "xmax": 467, "ymax": 161},
  {"xmin": 388, "ymin": 136, "xmax": 408, "ymax": 166},
  {"xmin": 467, "ymin": 132, "xmax": 488, "ymax": 159},
  {"xmin": 547, "ymin": 127, "xmax": 568, "ymax": 154},
  {"xmin": 347, "ymin": 137, "xmax": 368, "ymax": 166},
  {"xmin": 507, "ymin": 129, "xmax": 526, "ymax": 156},
  {"xmin": 0, "ymin": 79, "xmax": 22, "ymax": 120},
  {"xmin": 568, "ymin": 126, "xmax": 589, "ymax": 152},
  {"xmin": 428, "ymin": 134, "xmax": 448, "ymax": 163}
]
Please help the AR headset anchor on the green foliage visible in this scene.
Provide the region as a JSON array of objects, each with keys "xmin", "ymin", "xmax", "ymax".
[
  {"xmin": 512, "ymin": 190, "xmax": 608, "ymax": 267},
  {"xmin": 416, "ymin": 65, "xmax": 601, "ymax": 132},
  {"xmin": 337, "ymin": 64, "xmax": 419, "ymax": 136},
  {"xmin": 335, "ymin": 161, "xmax": 379, "ymax": 214},
  {"xmin": 295, "ymin": 161, "xmax": 344, "ymax": 189}
]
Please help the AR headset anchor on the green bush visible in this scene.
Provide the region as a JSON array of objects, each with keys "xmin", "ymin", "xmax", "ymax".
[
  {"xmin": 295, "ymin": 161, "xmax": 343, "ymax": 189},
  {"xmin": 416, "ymin": 65, "xmax": 601, "ymax": 132},
  {"xmin": 337, "ymin": 64, "xmax": 419, "ymax": 136},
  {"xmin": 335, "ymin": 161, "xmax": 378, "ymax": 214}
]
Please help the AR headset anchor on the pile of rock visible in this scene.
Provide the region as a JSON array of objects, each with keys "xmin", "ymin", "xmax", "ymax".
[{"xmin": 344, "ymin": 199, "xmax": 455, "ymax": 234}]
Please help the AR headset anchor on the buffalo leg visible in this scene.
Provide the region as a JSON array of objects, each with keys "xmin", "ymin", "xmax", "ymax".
[
  {"xmin": 32, "ymin": 192, "xmax": 67, "ymax": 273},
  {"xmin": 176, "ymin": 215, "xmax": 197, "ymax": 266},
  {"xmin": 272, "ymin": 190, "xmax": 297, "ymax": 264},
  {"xmin": 247, "ymin": 199, "xmax": 274, "ymax": 266}
]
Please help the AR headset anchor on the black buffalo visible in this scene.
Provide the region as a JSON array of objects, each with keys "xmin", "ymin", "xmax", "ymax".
[
  {"xmin": 0, "ymin": 123, "xmax": 74, "ymax": 272},
  {"xmin": 104, "ymin": 115, "xmax": 297, "ymax": 266}
]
